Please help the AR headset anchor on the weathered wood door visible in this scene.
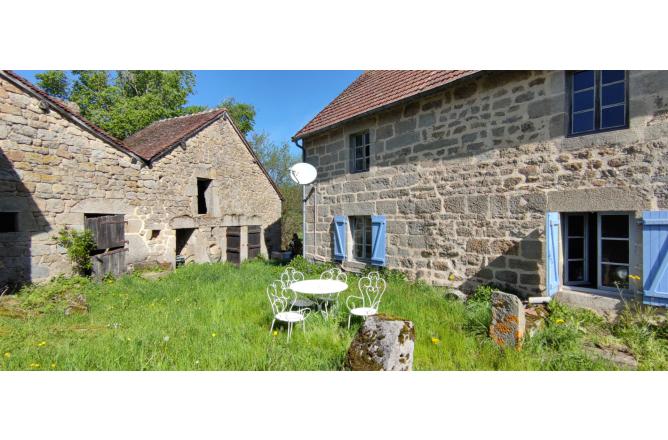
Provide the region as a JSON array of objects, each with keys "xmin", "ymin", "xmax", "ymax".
[
  {"xmin": 85, "ymin": 214, "xmax": 127, "ymax": 277},
  {"xmin": 85, "ymin": 215, "xmax": 126, "ymax": 250},
  {"xmin": 226, "ymin": 227, "xmax": 241, "ymax": 266},
  {"xmin": 247, "ymin": 225, "xmax": 261, "ymax": 259}
]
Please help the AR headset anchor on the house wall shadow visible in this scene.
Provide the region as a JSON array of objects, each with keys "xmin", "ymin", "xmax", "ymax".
[{"xmin": 0, "ymin": 148, "xmax": 50, "ymax": 289}]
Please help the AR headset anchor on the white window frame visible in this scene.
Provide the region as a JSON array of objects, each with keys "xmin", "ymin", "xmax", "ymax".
[
  {"xmin": 597, "ymin": 212, "xmax": 631, "ymax": 291},
  {"xmin": 564, "ymin": 213, "xmax": 589, "ymax": 285}
]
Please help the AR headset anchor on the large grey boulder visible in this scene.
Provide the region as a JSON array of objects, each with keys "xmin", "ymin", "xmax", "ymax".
[
  {"xmin": 489, "ymin": 290, "xmax": 525, "ymax": 349},
  {"xmin": 345, "ymin": 314, "xmax": 415, "ymax": 371}
]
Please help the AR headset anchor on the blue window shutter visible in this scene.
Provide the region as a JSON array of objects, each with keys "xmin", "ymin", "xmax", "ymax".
[
  {"xmin": 370, "ymin": 215, "xmax": 387, "ymax": 266},
  {"xmin": 333, "ymin": 216, "xmax": 347, "ymax": 261},
  {"xmin": 546, "ymin": 212, "xmax": 561, "ymax": 296},
  {"xmin": 642, "ymin": 211, "xmax": 668, "ymax": 307}
]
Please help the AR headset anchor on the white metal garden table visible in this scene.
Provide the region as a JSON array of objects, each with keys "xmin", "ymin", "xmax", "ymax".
[{"xmin": 289, "ymin": 279, "xmax": 348, "ymax": 318}]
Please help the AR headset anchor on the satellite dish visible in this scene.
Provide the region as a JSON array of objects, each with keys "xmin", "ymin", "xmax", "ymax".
[{"xmin": 289, "ymin": 162, "xmax": 318, "ymax": 185}]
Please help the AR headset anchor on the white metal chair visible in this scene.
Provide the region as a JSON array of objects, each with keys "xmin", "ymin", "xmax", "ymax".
[
  {"xmin": 280, "ymin": 267, "xmax": 316, "ymax": 310},
  {"xmin": 345, "ymin": 271, "xmax": 386, "ymax": 329},
  {"xmin": 319, "ymin": 268, "xmax": 348, "ymax": 317},
  {"xmin": 267, "ymin": 281, "xmax": 310, "ymax": 341}
]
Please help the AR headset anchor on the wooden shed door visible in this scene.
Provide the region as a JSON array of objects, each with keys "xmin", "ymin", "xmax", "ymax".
[
  {"xmin": 248, "ymin": 225, "xmax": 261, "ymax": 259},
  {"xmin": 85, "ymin": 214, "xmax": 126, "ymax": 250},
  {"xmin": 85, "ymin": 214, "xmax": 127, "ymax": 278},
  {"xmin": 226, "ymin": 227, "xmax": 241, "ymax": 266}
]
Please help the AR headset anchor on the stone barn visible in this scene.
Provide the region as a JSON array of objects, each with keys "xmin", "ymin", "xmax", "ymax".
[
  {"xmin": 293, "ymin": 70, "xmax": 668, "ymax": 308},
  {"xmin": 0, "ymin": 70, "xmax": 282, "ymax": 285}
]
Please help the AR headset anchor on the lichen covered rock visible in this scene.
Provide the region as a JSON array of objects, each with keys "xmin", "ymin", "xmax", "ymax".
[
  {"xmin": 345, "ymin": 314, "xmax": 415, "ymax": 371},
  {"xmin": 489, "ymin": 290, "xmax": 525, "ymax": 349}
]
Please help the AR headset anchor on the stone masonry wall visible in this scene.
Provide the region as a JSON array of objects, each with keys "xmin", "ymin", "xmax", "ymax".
[
  {"xmin": 302, "ymin": 71, "xmax": 668, "ymax": 296},
  {"xmin": 0, "ymin": 76, "xmax": 282, "ymax": 284}
]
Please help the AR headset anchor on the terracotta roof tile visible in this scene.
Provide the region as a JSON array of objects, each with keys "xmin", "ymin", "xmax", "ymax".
[
  {"xmin": 124, "ymin": 109, "xmax": 226, "ymax": 161},
  {"xmin": 294, "ymin": 70, "xmax": 478, "ymax": 139}
]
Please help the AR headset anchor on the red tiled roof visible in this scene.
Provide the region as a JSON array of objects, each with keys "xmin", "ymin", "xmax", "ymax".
[
  {"xmin": 124, "ymin": 109, "xmax": 227, "ymax": 161},
  {"xmin": 293, "ymin": 70, "xmax": 478, "ymax": 140},
  {"xmin": 0, "ymin": 70, "xmax": 143, "ymax": 162}
]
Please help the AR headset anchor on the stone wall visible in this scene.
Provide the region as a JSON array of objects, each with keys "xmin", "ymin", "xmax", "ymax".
[
  {"xmin": 302, "ymin": 70, "xmax": 668, "ymax": 296},
  {"xmin": 0, "ymin": 75, "xmax": 282, "ymax": 285}
]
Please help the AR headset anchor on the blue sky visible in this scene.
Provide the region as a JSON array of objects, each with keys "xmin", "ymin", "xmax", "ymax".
[{"xmin": 16, "ymin": 70, "xmax": 362, "ymax": 155}]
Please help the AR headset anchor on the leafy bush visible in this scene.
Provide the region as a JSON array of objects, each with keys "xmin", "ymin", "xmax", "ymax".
[
  {"xmin": 54, "ymin": 227, "xmax": 96, "ymax": 275},
  {"xmin": 287, "ymin": 255, "xmax": 335, "ymax": 276}
]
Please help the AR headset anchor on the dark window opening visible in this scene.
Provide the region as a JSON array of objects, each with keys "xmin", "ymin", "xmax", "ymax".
[
  {"xmin": 150, "ymin": 230, "xmax": 160, "ymax": 240},
  {"xmin": 350, "ymin": 131, "xmax": 370, "ymax": 173},
  {"xmin": 197, "ymin": 178, "xmax": 212, "ymax": 214},
  {"xmin": 350, "ymin": 216, "xmax": 372, "ymax": 261},
  {"xmin": 175, "ymin": 228, "xmax": 195, "ymax": 256},
  {"xmin": 0, "ymin": 212, "xmax": 18, "ymax": 233},
  {"xmin": 569, "ymin": 70, "xmax": 628, "ymax": 136}
]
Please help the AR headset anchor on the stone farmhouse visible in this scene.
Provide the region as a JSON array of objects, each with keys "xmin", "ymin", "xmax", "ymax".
[
  {"xmin": 293, "ymin": 70, "xmax": 668, "ymax": 307},
  {"xmin": 0, "ymin": 70, "xmax": 282, "ymax": 285}
]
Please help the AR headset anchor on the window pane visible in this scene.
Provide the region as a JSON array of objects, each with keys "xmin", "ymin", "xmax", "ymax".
[
  {"xmin": 355, "ymin": 159, "xmax": 364, "ymax": 171},
  {"xmin": 568, "ymin": 238, "xmax": 584, "ymax": 259},
  {"xmin": 573, "ymin": 90, "xmax": 595, "ymax": 112},
  {"xmin": 601, "ymin": 82, "xmax": 625, "ymax": 107},
  {"xmin": 355, "ymin": 134, "xmax": 363, "ymax": 147},
  {"xmin": 568, "ymin": 261, "xmax": 585, "ymax": 282},
  {"xmin": 572, "ymin": 110, "xmax": 595, "ymax": 133},
  {"xmin": 567, "ymin": 215, "xmax": 585, "ymax": 236},
  {"xmin": 364, "ymin": 132, "xmax": 370, "ymax": 145},
  {"xmin": 573, "ymin": 71, "xmax": 595, "ymax": 90},
  {"xmin": 601, "ymin": 215, "xmax": 629, "ymax": 238},
  {"xmin": 365, "ymin": 144, "xmax": 370, "ymax": 159},
  {"xmin": 601, "ymin": 239, "xmax": 629, "ymax": 264},
  {"xmin": 601, "ymin": 70, "xmax": 625, "ymax": 84},
  {"xmin": 364, "ymin": 158, "xmax": 370, "ymax": 171},
  {"xmin": 355, "ymin": 147, "xmax": 363, "ymax": 159},
  {"xmin": 601, "ymin": 264, "xmax": 629, "ymax": 288},
  {"xmin": 601, "ymin": 105, "xmax": 625, "ymax": 129}
]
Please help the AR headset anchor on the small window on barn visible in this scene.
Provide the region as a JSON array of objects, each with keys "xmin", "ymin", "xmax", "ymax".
[
  {"xmin": 150, "ymin": 230, "xmax": 160, "ymax": 240},
  {"xmin": 350, "ymin": 216, "xmax": 372, "ymax": 261},
  {"xmin": 0, "ymin": 212, "xmax": 18, "ymax": 233},
  {"xmin": 197, "ymin": 178, "xmax": 212, "ymax": 214},
  {"xmin": 569, "ymin": 70, "xmax": 628, "ymax": 136},
  {"xmin": 350, "ymin": 131, "xmax": 370, "ymax": 173}
]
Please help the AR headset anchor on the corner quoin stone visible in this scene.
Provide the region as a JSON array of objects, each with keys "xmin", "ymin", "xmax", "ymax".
[{"xmin": 489, "ymin": 290, "xmax": 525, "ymax": 349}]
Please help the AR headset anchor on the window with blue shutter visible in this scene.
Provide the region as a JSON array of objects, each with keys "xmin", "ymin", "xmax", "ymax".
[
  {"xmin": 642, "ymin": 211, "xmax": 668, "ymax": 307},
  {"xmin": 546, "ymin": 212, "xmax": 561, "ymax": 296},
  {"xmin": 569, "ymin": 70, "xmax": 627, "ymax": 136},
  {"xmin": 370, "ymin": 215, "xmax": 386, "ymax": 266},
  {"xmin": 333, "ymin": 216, "xmax": 347, "ymax": 261}
]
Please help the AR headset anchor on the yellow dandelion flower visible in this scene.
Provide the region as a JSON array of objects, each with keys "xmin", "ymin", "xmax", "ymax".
[
  {"xmin": 50, "ymin": 363, "xmax": 57, "ymax": 369},
  {"xmin": 555, "ymin": 318, "xmax": 565, "ymax": 325},
  {"xmin": 37, "ymin": 341, "xmax": 47, "ymax": 347},
  {"xmin": 3, "ymin": 352, "xmax": 10, "ymax": 358},
  {"xmin": 431, "ymin": 337, "xmax": 441, "ymax": 345},
  {"xmin": 272, "ymin": 331, "xmax": 278, "ymax": 337},
  {"xmin": 29, "ymin": 363, "xmax": 40, "ymax": 369},
  {"xmin": 211, "ymin": 332, "xmax": 217, "ymax": 337},
  {"xmin": 448, "ymin": 274, "xmax": 455, "ymax": 281}
]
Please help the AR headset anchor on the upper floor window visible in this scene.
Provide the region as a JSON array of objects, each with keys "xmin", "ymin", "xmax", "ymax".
[
  {"xmin": 197, "ymin": 178, "xmax": 212, "ymax": 214},
  {"xmin": 350, "ymin": 131, "xmax": 370, "ymax": 173},
  {"xmin": 570, "ymin": 70, "xmax": 628, "ymax": 136}
]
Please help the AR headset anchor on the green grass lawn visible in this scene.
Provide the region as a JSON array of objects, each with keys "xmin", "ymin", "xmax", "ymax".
[{"xmin": 1, "ymin": 259, "xmax": 667, "ymax": 370}]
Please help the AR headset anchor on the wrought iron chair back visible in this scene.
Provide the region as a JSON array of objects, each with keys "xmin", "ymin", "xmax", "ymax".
[
  {"xmin": 279, "ymin": 267, "xmax": 304, "ymax": 290},
  {"xmin": 267, "ymin": 280, "xmax": 292, "ymax": 316},
  {"xmin": 345, "ymin": 271, "xmax": 386, "ymax": 312},
  {"xmin": 319, "ymin": 267, "xmax": 348, "ymax": 283}
]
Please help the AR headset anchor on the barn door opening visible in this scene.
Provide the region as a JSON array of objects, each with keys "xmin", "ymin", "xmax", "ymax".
[{"xmin": 175, "ymin": 228, "xmax": 195, "ymax": 266}]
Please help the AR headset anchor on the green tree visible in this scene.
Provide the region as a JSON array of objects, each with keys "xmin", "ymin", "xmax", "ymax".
[
  {"xmin": 219, "ymin": 97, "xmax": 256, "ymax": 136},
  {"xmin": 249, "ymin": 132, "xmax": 302, "ymax": 247},
  {"xmin": 34, "ymin": 70, "xmax": 69, "ymax": 99},
  {"xmin": 36, "ymin": 70, "xmax": 198, "ymax": 139}
]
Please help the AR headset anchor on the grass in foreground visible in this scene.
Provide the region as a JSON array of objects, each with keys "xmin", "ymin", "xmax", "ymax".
[{"xmin": 0, "ymin": 259, "xmax": 666, "ymax": 370}]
